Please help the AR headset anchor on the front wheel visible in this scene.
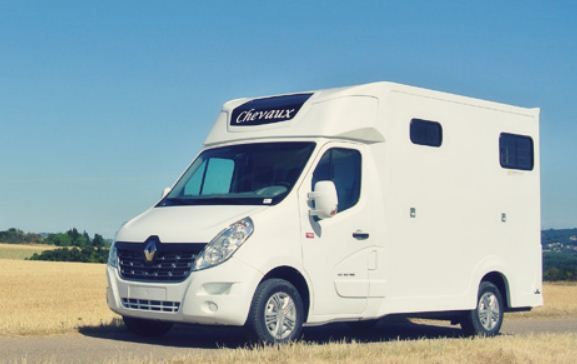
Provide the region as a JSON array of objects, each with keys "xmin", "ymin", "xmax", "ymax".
[
  {"xmin": 123, "ymin": 316, "xmax": 173, "ymax": 337},
  {"xmin": 460, "ymin": 281, "xmax": 504, "ymax": 336},
  {"xmin": 246, "ymin": 279, "xmax": 305, "ymax": 344}
]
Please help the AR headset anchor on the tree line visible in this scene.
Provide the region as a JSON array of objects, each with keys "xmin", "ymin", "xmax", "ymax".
[
  {"xmin": 0, "ymin": 228, "xmax": 43, "ymax": 243},
  {"xmin": 0, "ymin": 227, "xmax": 109, "ymax": 263},
  {"xmin": 2, "ymin": 227, "xmax": 577, "ymax": 277},
  {"xmin": 543, "ymin": 252, "xmax": 577, "ymax": 281}
]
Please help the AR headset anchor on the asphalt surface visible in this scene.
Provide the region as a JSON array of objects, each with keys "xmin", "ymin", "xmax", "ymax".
[{"xmin": 2, "ymin": 318, "xmax": 576, "ymax": 363}]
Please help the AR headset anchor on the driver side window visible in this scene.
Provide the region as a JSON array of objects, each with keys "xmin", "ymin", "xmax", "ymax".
[{"xmin": 312, "ymin": 148, "xmax": 361, "ymax": 213}]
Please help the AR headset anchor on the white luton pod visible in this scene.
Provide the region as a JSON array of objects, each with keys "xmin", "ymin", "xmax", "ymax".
[{"xmin": 107, "ymin": 81, "xmax": 542, "ymax": 342}]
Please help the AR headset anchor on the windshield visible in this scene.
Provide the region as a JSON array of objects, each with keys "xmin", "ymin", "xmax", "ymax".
[{"xmin": 158, "ymin": 142, "xmax": 316, "ymax": 206}]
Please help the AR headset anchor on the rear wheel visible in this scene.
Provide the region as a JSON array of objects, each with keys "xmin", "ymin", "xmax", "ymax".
[
  {"xmin": 246, "ymin": 279, "xmax": 304, "ymax": 344},
  {"xmin": 123, "ymin": 316, "xmax": 173, "ymax": 337},
  {"xmin": 461, "ymin": 281, "xmax": 504, "ymax": 336}
]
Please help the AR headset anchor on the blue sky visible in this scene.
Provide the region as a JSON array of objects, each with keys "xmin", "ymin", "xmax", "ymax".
[{"xmin": 0, "ymin": 1, "xmax": 575, "ymax": 237}]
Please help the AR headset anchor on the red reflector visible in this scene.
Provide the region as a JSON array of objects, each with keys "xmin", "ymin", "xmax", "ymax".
[{"xmin": 305, "ymin": 232, "xmax": 314, "ymax": 239}]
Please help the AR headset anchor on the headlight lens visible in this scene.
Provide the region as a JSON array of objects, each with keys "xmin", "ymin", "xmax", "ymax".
[
  {"xmin": 107, "ymin": 243, "xmax": 118, "ymax": 268},
  {"xmin": 193, "ymin": 217, "xmax": 254, "ymax": 270}
]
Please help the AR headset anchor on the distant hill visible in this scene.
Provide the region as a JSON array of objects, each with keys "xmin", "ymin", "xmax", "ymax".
[
  {"xmin": 542, "ymin": 228, "xmax": 577, "ymax": 243},
  {"xmin": 542, "ymin": 228, "xmax": 577, "ymax": 253},
  {"xmin": 540, "ymin": 228, "xmax": 577, "ymax": 281}
]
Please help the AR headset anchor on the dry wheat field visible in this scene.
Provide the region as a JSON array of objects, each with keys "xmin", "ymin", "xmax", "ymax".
[
  {"xmin": 143, "ymin": 333, "xmax": 577, "ymax": 364},
  {"xmin": 0, "ymin": 259, "xmax": 576, "ymax": 336},
  {"xmin": 21, "ymin": 334, "xmax": 577, "ymax": 364},
  {"xmin": 1, "ymin": 258, "xmax": 577, "ymax": 363},
  {"xmin": 0, "ymin": 243, "xmax": 57, "ymax": 260},
  {"xmin": 0, "ymin": 259, "xmax": 118, "ymax": 336},
  {"xmin": 509, "ymin": 281, "xmax": 577, "ymax": 319}
]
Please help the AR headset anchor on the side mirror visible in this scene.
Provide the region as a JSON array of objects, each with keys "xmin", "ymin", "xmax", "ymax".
[
  {"xmin": 161, "ymin": 187, "xmax": 171, "ymax": 199},
  {"xmin": 308, "ymin": 181, "xmax": 338, "ymax": 219}
]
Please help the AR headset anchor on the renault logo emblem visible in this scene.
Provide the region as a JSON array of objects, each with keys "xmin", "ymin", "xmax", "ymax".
[{"xmin": 143, "ymin": 237, "xmax": 159, "ymax": 263}]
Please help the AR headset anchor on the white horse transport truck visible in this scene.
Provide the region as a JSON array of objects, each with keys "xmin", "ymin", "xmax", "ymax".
[{"xmin": 107, "ymin": 81, "xmax": 542, "ymax": 343}]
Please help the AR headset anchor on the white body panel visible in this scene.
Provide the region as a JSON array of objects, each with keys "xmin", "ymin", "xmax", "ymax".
[{"xmin": 108, "ymin": 81, "xmax": 542, "ymax": 326}]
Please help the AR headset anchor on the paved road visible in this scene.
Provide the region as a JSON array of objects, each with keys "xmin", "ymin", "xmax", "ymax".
[{"xmin": 2, "ymin": 318, "xmax": 576, "ymax": 363}]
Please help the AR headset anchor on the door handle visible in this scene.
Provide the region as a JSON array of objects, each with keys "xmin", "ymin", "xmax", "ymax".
[{"xmin": 352, "ymin": 230, "xmax": 369, "ymax": 240}]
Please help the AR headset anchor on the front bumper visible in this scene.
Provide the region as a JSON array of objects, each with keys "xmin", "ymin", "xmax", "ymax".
[{"xmin": 106, "ymin": 258, "xmax": 263, "ymax": 326}]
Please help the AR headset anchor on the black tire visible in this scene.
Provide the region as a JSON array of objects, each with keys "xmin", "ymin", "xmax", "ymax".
[
  {"xmin": 246, "ymin": 279, "xmax": 305, "ymax": 344},
  {"xmin": 123, "ymin": 316, "xmax": 173, "ymax": 337},
  {"xmin": 461, "ymin": 281, "xmax": 504, "ymax": 336}
]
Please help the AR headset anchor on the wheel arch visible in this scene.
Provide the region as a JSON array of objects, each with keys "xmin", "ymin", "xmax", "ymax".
[
  {"xmin": 480, "ymin": 271, "xmax": 510, "ymax": 310},
  {"xmin": 260, "ymin": 266, "xmax": 311, "ymax": 322}
]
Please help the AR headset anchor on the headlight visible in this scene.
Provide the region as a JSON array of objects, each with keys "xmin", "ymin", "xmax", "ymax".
[
  {"xmin": 193, "ymin": 217, "xmax": 254, "ymax": 271},
  {"xmin": 107, "ymin": 242, "xmax": 118, "ymax": 268}
]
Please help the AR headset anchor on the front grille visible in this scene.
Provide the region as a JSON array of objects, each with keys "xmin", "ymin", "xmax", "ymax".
[
  {"xmin": 121, "ymin": 298, "xmax": 180, "ymax": 313},
  {"xmin": 116, "ymin": 240, "xmax": 206, "ymax": 282}
]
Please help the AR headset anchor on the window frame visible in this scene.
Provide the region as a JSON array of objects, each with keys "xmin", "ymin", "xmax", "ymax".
[
  {"xmin": 499, "ymin": 132, "xmax": 534, "ymax": 171},
  {"xmin": 311, "ymin": 147, "xmax": 363, "ymax": 214},
  {"xmin": 410, "ymin": 118, "xmax": 443, "ymax": 147}
]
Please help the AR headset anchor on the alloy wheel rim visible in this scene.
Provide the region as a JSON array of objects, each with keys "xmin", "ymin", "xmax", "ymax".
[
  {"xmin": 264, "ymin": 292, "xmax": 297, "ymax": 340},
  {"xmin": 477, "ymin": 291, "xmax": 500, "ymax": 331}
]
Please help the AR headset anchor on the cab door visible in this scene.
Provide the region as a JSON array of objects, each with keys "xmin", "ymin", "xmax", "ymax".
[{"xmin": 299, "ymin": 143, "xmax": 373, "ymax": 316}]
